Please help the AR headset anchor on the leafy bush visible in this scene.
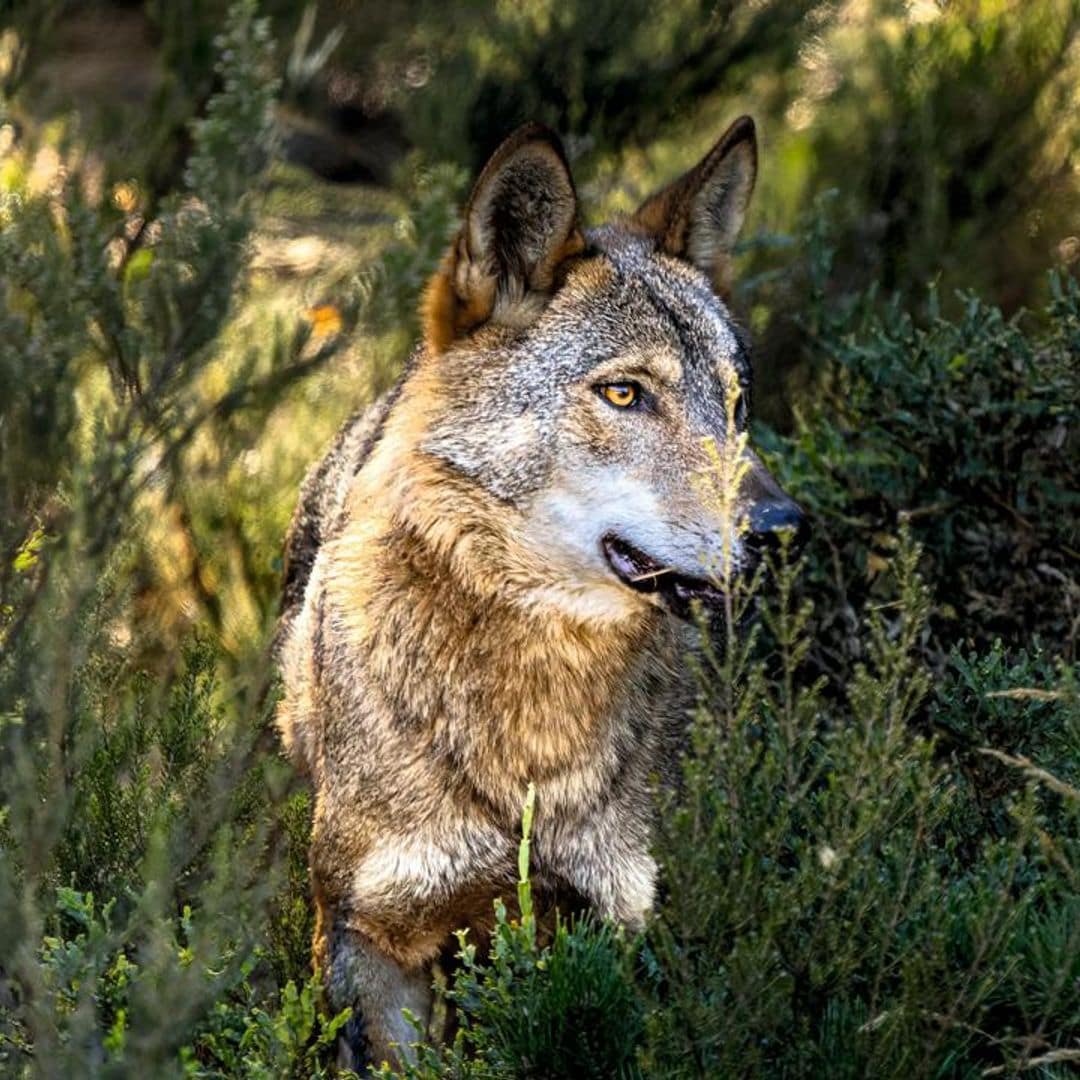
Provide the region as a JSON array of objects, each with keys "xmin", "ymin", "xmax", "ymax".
[
  {"xmin": 642, "ymin": 538, "xmax": 1079, "ymax": 1078},
  {"xmin": 0, "ymin": 4, "xmax": 348, "ymax": 1074},
  {"xmin": 0, "ymin": 634, "xmax": 334, "ymax": 1076},
  {"xmin": 758, "ymin": 260, "xmax": 1079, "ymax": 672},
  {"xmin": 0, "ymin": 885, "xmax": 345, "ymax": 1077},
  {"xmin": 794, "ymin": 0, "xmax": 1080, "ymax": 308}
]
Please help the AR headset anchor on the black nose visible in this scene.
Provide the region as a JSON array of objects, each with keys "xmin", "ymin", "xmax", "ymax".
[{"xmin": 746, "ymin": 499, "xmax": 809, "ymax": 557}]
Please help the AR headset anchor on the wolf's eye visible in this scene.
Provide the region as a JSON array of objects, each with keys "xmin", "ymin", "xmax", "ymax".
[{"xmin": 598, "ymin": 382, "xmax": 641, "ymax": 409}]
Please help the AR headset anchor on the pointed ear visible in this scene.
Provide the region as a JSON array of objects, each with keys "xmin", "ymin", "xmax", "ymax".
[
  {"xmin": 633, "ymin": 115, "xmax": 757, "ymax": 297},
  {"xmin": 422, "ymin": 123, "xmax": 584, "ymax": 353}
]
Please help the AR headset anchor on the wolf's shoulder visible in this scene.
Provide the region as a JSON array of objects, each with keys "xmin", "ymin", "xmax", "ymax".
[{"xmin": 278, "ymin": 374, "xmax": 405, "ymax": 630}]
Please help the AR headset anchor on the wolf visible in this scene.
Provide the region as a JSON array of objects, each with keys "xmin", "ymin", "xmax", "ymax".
[{"xmin": 275, "ymin": 115, "xmax": 806, "ymax": 1069}]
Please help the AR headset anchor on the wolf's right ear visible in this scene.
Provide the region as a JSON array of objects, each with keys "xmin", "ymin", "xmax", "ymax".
[
  {"xmin": 422, "ymin": 124, "xmax": 584, "ymax": 353},
  {"xmin": 633, "ymin": 116, "xmax": 757, "ymax": 298}
]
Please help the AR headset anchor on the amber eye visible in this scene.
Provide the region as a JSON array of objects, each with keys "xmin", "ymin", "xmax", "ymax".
[{"xmin": 598, "ymin": 382, "xmax": 641, "ymax": 409}]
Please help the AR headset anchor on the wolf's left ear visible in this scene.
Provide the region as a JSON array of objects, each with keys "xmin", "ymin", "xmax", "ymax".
[
  {"xmin": 423, "ymin": 123, "xmax": 584, "ymax": 353},
  {"xmin": 633, "ymin": 116, "xmax": 757, "ymax": 297}
]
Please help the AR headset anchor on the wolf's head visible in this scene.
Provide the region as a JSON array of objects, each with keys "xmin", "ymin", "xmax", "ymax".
[{"xmin": 402, "ymin": 118, "xmax": 805, "ymax": 623}]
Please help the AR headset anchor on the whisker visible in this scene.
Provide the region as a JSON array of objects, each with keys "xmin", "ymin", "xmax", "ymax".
[{"xmin": 629, "ymin": 565, "xmax": 677, "ymax": 583}]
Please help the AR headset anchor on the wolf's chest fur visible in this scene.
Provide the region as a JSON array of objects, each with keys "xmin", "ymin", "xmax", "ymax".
[
  {"xmin": 276, "ymin": 389, "xmax": 693, "ymax": 968},
  {"xmin": 321, "ymin": 521, "xmax": 683, "ymax": 805}
]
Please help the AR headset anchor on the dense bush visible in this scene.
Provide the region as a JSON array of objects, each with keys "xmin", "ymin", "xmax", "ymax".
[
  {"xmin": 0, "ymin": 4, "xmax": 348, "ymax": 1074},
  {"xmin": 758, "ymin": 258, "xmax": 1079, "ymax": 672},
  {"xmin": 641, "ymin": 541, "xmax": 1079, "ymax": 1078}
]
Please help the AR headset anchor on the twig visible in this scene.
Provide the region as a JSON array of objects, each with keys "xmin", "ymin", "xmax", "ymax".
[
  {"xmin": 977, "ymin": 747, "xmax": 1080, "ymax": 801},
  {"xmin": 983, "ymin": 1048, "xmax": 1080, "ymax": 1076},
  {"xmin": 985, "ymin": 688, "xmax": 1064, "ymax": 702},
  {"xmin": 898, "ymin": 499, "xmax": 959, "ymax": 523},
  {"xmin": 629, "ymin": 566, "xmax": 676, "ymax": 583}
]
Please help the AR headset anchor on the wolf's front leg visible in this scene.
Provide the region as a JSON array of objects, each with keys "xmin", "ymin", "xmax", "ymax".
[
  {"xmin": 322, "ymin": 915, "xmax": 433, "ymax": 1073},
  {"xmin": 536, "ymin": 799, "xmax": 658, "ymax": 931}
]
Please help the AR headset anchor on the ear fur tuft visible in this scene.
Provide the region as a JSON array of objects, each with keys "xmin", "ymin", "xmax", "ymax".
[{"xmin": 422, "ymin": 123, "xmax": 582, "ymax": 353}]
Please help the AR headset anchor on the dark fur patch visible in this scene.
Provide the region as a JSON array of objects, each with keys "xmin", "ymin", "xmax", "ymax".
[{"xmin": 338, "ymin": 1011, "xmax": 372, "ymax": 1072}]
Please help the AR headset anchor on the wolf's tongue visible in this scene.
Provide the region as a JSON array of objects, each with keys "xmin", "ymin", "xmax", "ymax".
[
  {"xmin": 602, "ymin": 535, "xmax": 663, "ymax": 590},
  {"xmin": 606, "ymin": 543, "xmax": 648, "ymax": 584}
]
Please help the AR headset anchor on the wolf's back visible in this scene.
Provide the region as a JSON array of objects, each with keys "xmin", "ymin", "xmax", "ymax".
[
  {"xmin": 279, "ymin": 403, "xmax": 380, "ymax": 628},
  {"xmin": 273, "ymin": 377, "xmax": 403, "ymax": 774}
]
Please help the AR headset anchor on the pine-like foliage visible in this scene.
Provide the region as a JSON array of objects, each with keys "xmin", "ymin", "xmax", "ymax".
[
  {"xmin": 0, "ymin": 3, "xmax": 350, "ymax": 1075},
  {"xmin": 758, "ymin": 244, "xmax": 1080, "ymax": 668},
  {"xmin": 643, "ymin": 535, "xmax": 1079, "ymax": 1078}
]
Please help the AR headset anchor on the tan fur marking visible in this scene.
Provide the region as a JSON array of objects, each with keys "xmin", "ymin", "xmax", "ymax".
[
  {"xmin": 420, "ymin": 249, "xmax": 460, "ymax": 355},
  {"xmin": 423, "ymin": 228, "xmax": 586, "ymax": 354}
]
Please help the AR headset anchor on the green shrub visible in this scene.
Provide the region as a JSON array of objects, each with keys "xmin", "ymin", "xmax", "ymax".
[
  {"xmin": 0, "ymin": 4, "xmax": 347, "ymax": 1075},
  {"xmin": 758, "ymin": 265, "xmax": 1079, "ymax": 670},
  {"xmin": 642, "ymin": 537, "xmax": 1079, "ymax": 1078},
  {"xmin": 0, "ymin": 635, "xmax": 332, "ymax": 1076},
  {"xmin": 0, "ymin": 884, "xmax": 345, "ymax": 1078},
  {"xmin": 933, "ymin": 643, "xmax": 1080, "ymax": 843}
]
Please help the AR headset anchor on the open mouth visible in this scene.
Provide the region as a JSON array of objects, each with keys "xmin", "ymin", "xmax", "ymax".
[{"xmin": 601, "ymin": 533, "xmax": 726, "ymax": 620}]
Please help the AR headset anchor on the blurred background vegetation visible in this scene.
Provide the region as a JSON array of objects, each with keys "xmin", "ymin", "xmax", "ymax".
[{"xmin": 0, "ymin": 0, "xmax": 1077, "ymax": 1076}]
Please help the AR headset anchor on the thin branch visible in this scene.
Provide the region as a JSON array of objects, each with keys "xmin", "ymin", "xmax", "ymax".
[
  {"xmin": 983, "ymin": 1048, "xmax": 1080, "ymax": 1076},
  {"xmin": 977, "ymin": 747, "xmax": 1080, "ymax": 801}
]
